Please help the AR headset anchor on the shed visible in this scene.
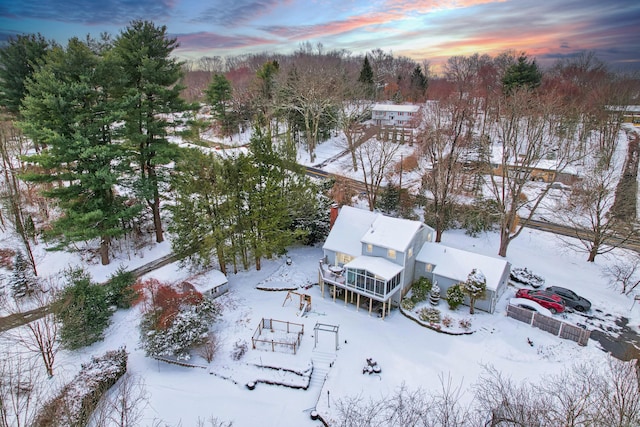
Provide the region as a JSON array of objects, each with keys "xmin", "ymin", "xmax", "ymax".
[{"xmin": 180, "ymin": 270, "xmax": 229, "ymax": 300}]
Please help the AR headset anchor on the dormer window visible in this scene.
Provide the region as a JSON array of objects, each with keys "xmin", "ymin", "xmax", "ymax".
[
  {"xmin": 366, "ymin": 244, "xmax": 373, "ymax": 253},
  {"xmin": 387, "ymin": 249, "xmax": 396, "ymax": 259},
  {"xmin": 408, "ymin": 247, "xmax": 413, "ymax": 258}
]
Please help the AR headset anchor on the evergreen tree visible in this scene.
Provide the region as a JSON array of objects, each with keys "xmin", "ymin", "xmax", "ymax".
[
  {"xmin": 358, "ymin": 55, "xmax": 375, "ymax": 98},
  {"xmin": 168, "ymin": 148, "xmax": 233, "ymax": 273},
  {"xmin": 20, "ymin": 38, "xmax": 141, "ymax": 265},
  {"xmin": 0, "ymin": 33, "xmax": 51, "ymax": 116},
  {"xmin": 105, "ymin": 266, "xmax": 138, "ymax": 309},
  {"xmin": 10, "ymin": 251, "xmax": 37, "ymax": 298},
  {"xmin": 112, "ymin": 20, "xmax": 193, "ymax": 244},
  {"xmin": 409, "ymin": 65, "xmax": 428, "ymax": 101},
  {"xmin": 205, "ymin": 73, "xmax": 236, "ymax": 136},
  {"xmin": 56, "ymin": 268, "xmax": 111, "ymax": 350},
  {"xmin": 462, "ymin": 269, "xmax": 487, "ymax": 315},
  {"xmin": 502, "ymin": 54, "xmax": 542, "ymax": 93}
]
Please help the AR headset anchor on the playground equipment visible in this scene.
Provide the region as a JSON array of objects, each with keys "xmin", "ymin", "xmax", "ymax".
[{"xmin": 282, "ymin": 291, "xmax": 312, "ymax": 316}]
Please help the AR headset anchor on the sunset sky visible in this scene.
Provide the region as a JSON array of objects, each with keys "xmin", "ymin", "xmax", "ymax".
[{"xmin": 1, "ymin": 0, "xmax": 639, "ymax": 72}]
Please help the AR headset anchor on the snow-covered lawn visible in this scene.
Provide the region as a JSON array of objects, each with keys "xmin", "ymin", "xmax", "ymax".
[{"xmin": 14, "ymin": 224, "xmax": 629, "ymax": 427}]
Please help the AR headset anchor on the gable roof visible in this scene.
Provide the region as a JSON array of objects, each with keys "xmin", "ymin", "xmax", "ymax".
[
  {"xmin": 182, "ymin": 270, "xmax": 228, "ymax": 294},
  {"xmin": 361, "ymin": 214, "xmax": 425, "ymax": 252},
  {"xmin": 372, "ymin": 103, "xmax": 421, "ymax": 113},
  {"xmin": 416, "ymin": 242, "xmax": 509, "ymax": 291},
  {"xmin": 323, "ymin": 206, "xmax": 378, "ymax": 256}
]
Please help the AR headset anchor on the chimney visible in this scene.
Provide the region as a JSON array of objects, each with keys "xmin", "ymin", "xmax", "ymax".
[{"xmin": 330, "ymin": 203, "xmax": 340, "ymax": 229}]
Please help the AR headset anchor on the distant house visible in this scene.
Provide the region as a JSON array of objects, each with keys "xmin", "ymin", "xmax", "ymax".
[
  {"xmin": 320, "ymin": 206, "xmax": 510, "ymax": 315},
  {"xmin": 180, "ymin": 270, "xmax": 229, "ymax": 300},
  {"xmin": 372, "ymin": 103, "xmax": 421, "ymax": 128},
  {"xmin": 415, "ymin": 242, "xmax": 510, "ymax": 314}
]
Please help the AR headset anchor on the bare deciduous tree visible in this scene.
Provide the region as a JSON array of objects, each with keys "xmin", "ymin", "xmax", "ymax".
[
  {"xmin": 484, "ymin": 87, "xmax": 583, "ymax": 257},
  {"xmin": 604, "ymin": 257, "xmax": 640, "ymax": 295},
  {"xmin": 355, "ymin": 137, "xmax": 402, "ymax": 211},
  {"xmin": 91, "ymin": 372, "xmax": 149, "ymax": 427},
  {"xmin": 418, "ymin": 94, "xmax": 474, "ymax": 242},
  {"xmin": 197, "ymin": 332, "xmax": 221, "ymax": 363},
  {"xmin": 0, "ymin": 353, "xmax": 47, "ymax": 427},
  {"xmin": 5, "ymin": 280, "xmax": 60, "ymax": 377}
]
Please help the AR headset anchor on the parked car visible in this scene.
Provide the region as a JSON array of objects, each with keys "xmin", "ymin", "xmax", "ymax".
[
  {"xmin": 515, "ymin": 289, "xmax": 565, "ymax": 314},
  {"xmin": 509, "ymin": 297, "xmax": 553, "ymax": 317},
  {"xmin": 545, "ymin": 286, "xmax": 591, "ymax": 312},
  {"xmin": 510, "ymin": 267, "xmax": 545, "ymax": 288}
]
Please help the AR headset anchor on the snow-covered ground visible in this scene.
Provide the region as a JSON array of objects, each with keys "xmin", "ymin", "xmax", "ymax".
[
  {"xmin": 3, "ymin": 225, "xmax": 636, "ymax": 426},
  {"xmin": 1, "ymin": 116, "xmax": 639, "ymax": 426}
]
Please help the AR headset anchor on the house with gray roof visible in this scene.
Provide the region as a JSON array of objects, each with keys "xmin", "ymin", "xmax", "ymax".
[{"xmin": 320, "ymin": 206, "xmax": 510, "ymax": 316}]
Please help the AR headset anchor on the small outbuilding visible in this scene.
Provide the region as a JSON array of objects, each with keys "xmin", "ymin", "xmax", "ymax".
[{"xmin": 180, "ymin": 270, "xmax": 229, "ymax": 300}]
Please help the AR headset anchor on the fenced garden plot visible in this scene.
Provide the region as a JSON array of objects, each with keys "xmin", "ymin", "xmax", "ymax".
[
  {"xmin": 507, "ymin": 304, "xmax": 590, "ymax": 346},
  {"xmin": 252, "ymin": 318, "xmax": 305, "ymax": 354}
]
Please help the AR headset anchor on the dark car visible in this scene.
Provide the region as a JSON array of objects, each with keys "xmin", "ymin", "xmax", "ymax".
[
  {"xmin": 515, "ymin": 289, "xmax": 565, "ymax": 314},
  {"xmin": 545, "ymin": 286, "xmax": 591, "ymax": 312}
]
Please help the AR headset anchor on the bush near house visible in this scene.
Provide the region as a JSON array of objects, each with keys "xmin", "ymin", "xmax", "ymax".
[{"xmin": 446, "ymin": 284, "xmax": 465, "ymax": 310}]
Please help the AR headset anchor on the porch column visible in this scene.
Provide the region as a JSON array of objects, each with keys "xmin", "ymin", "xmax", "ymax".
[
  {"xmin": 344, "ymin": 288, "xmax": 348, "ymax": 306},
  {"xmin": 319, "ymin": 271, "xmax": 324, "ymax": 298},
  {"xmin": 382, "ymin": 301, "xmax": 386, "ymax": 319},
  {"xmin": 368, "ymin": 298, "xmax": 373, "ymax": 316},
  {"xmin": 356, "ymin": 293, "xmax": 360, "ymax": 312},
  {"xmin": 332, "ymin": 285, "xmax": 336, "ymax": 302}
]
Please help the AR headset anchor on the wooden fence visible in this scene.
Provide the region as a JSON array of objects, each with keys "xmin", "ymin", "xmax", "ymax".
[
  {"xmin": 507, "ymin": 304, "xmax": 590, "ymax": 346},
  {"xmin": 252, "ymin": 318, "xmax": 305, "ymax": 354}
]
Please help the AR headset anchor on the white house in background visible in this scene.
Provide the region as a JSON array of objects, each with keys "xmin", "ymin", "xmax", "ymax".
[
  {"xmin": 415, "ymin": 242, "xmax": 510, "ymax": 314},
  {"xmin": 320, "ymin": 206, "xmax": 510, "ymax": 315},
  {"xmin": 372, "ymin": 103, "xmax": 421, "ymax": 128},
  {"xmin": 181, "ymin": 270, "xmax": 229, "ymax": 300}
]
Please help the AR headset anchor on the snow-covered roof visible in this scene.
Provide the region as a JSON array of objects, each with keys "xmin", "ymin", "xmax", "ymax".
[
  {"xmin": 372, "ymin": 103, "xmax": 420, "ymax": 113},
  {"xmin": 323, "ymin": 206, "xmax": 378, "ymax": 256},
  {"xmin": 416, "ymin": 242, "xmax": 509, "ymax": 291},
  {"xmin": 361, "ymin": 214, "xmax": 425, "ymax": 252},
  {"xmin": 183, "ymin": 270, "xmax": 228, "ymax": 294},
  {"xmin": 344, "ymin": 255, "xmax": 404, "ymax": 281}
]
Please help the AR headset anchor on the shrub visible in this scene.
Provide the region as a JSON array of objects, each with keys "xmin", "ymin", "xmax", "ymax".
[
  {"xmin": 418, "ymin": 307, "xmax": 441, "ymax": 324},
  {"xmin": 411, "ymin": 277, "xmax": 433, "ymax": 302},
  {"xmin": 232, "ymin": 340, "xmax": 248, "ymax": 360},
  {"xmin": 442, "ymin": 315, "xmax": 453, "ymax": 328},
  {"xmin": 56, "ymin": 268, "xmax": 111, "ymax": 350},
  {"xmin": 446, "ymin": 284, "xmax": 465, "ymax": 310},
  {"xmin": 459, "ymin": 318, "xmax": 472, "ymax": 330},
  {"xmin": 105, "ymin": 266, "xmax": 138, "ymax": 309},
  {"xmin": 401, "ymin": 298, "xmax": 416, "ymax": 311}
]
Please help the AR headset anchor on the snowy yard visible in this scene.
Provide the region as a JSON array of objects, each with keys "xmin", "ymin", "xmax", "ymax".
[{"xmin": 9, "ymin": 223, "xmax": 631, "ymax": 427}]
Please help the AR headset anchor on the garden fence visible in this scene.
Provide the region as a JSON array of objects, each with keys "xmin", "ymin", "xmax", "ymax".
[{"xmin": 507, "ymin": 304, "xmax": 590, "ymax": 346}]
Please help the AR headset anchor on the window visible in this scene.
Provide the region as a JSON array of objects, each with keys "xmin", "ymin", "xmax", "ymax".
[
  {"xmin": 425, "ymin": 263, "xmax": 433, "ymax": 272},
  {"xmin": 408, "ymin": 247, "xmax": 413, "ymax": 258},
  {"xmin": 337, "ymin": 253, "xmax": 354, "ymax": 265},
  {"xmin": 366, "ymin": 244, "xmax": 373, "ymax": 253},
  {"xmin": 387, "ymin": 249, "xmax": 396, "ymax": 259}
]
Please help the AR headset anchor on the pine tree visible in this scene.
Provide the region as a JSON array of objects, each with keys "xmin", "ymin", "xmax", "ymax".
[
  {"xmin": 502, "ymin": 54, "xmax": 542, "ymax": 94},
  {"xmin": 20, "ymin": 38, "xmax": 141, "ymax": 265},
  {"xmin": 358, "ymin": 55, "xmax": 376, "ymax": 99},
  {"xmin": 205, "ymin": 73, "xmax": 236, "ymax": 136},
  {"xmin": 0, "ymin": 33, "xmax": 51, "ymax": 116},
  {"xmin": 462, "ymin": 269, "xmax": 487, "ymax": 315},
  {"xmin": 409, "ymin": 65, "xmax": 428, "ymax": 101},
  {"xmin": 56, "ymin": 268, "xmax": 111, "ymax": 350},
  {"xmin": 10, "ymin": 251, "xmax": 37, "ymax": 298},
  {"xmin": 112, "ymin": 20, "xmax": 193, "ymax": 244}
]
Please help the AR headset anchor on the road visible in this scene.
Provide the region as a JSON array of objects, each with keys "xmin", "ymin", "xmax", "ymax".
[{"xmin": 0, "ymin": 252, "xmax": 181, "ymax": 333}]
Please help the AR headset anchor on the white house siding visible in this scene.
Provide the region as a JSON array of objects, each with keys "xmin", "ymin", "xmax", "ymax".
[{"xmin": 372, "ymin": 103, "xmax": 421, "ymax": 128}]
